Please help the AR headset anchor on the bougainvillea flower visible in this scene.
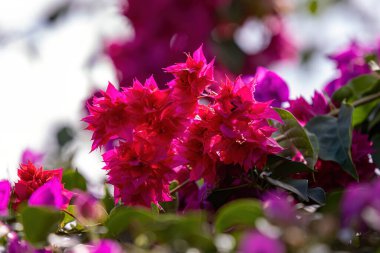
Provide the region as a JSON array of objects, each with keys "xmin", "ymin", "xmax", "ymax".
[
  {"xmin": 28, "ymin": 177, "xmax": 72, "ymax": 210},
  {"xmin": 7, "ymin": 232, "xmax": 52, "ymax": 253},
  {"xmin": 83, "ymin": 83, "xmax": 132, "ymax": 150},
  {"xmin": 73, "ymin": 191, "xmax": 107, "ymax": 225},
  {"xmin": 89, "ymin": 239, "xmax": 124, "ymax": 253},
  {"xmin": 213, "ymin": 77, "xmax": 282, "ymax": 170},
  {"xmin": 106, "ymin": 0, "xmax": 217, "ymax": 85},
  {"xmin": 287, "ymin": 91, "xmax": 330, "ymax": 126},
  {"xmin": 323, "ymin": 41, "xmax": 375, "ymax": 96},
  {"xmin": 21, "ymin": 149, "xmax": 44, "ymax": 166},
  {"xmin": 341, "ymin": 182, "xmax": 373, "ymax": 230},
  {"xmin": 103, "ymin": 140, "xmax": 177, "ymax": 207},
  {"xmin": 14, "ymin": 162, "xmax": 71, "ymax": 208},
  {"xmin": 107, "ymin": 0, "xmax": 296, "ymax": 86},
  {"xmin": 123, "ymin": 77, "xmax": 187, "ymax": 142},
  {"xmin": 177, "ymin": 106, "xmax": 218, "ymax": 183},
  {"xmin": 249, "ymin": 66, "xmax": 289, "ymax": 107},
  {"xmin": 86, "ymin": 46, "xmax": 284, "ymax": 207},
  {"xmin": 0, "ymin": 180, "xmax": 11, "ymax": 216},
  {"xmin": 262, "ymin": 191, "xmax": 296, "ymax": 225},
  {"xmin": 239, "ymin": 231, "xmax": 285, "ymax": 253},
  {"xmin": 341, "ymin": 178, "xmax": 380, "ymax": 231},
  {"xmin": 165, "ymin": 45, "xmax": 215, "ymax": 103}
]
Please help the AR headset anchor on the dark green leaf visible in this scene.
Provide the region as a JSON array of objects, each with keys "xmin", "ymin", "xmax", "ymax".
[
  {"xmin": 56, "ymin": 126, "xmax": 75, "ymax": 147},
  {"xmin": 266, "ymin": 155, "xmax": 313, "ymax": 179},
  {"xmin": 273, "ymin": 108, "xmax": 318, "ymax": 169},
  {"xmin": 265, "ymin": 177, "xmax": 309, "ymax": 202},
  {"xmin": 20, "ymin": 207, "xmax": 63, "ymax": 246},
  {"xmin": 62, "ymin": 169, "xmax": 87, "ymax": 191},
  {"xmin": 371, "ymin": 134, "xmax": 380, "ymax": 168},
  {"xmin": 306, "ymin": 104, "xmax": 357, "ymax": 179},
  {"xmin": 307, "ymin": 131, "xmax": 320, "ymax": 155},
  {"xmin": 308, "ymin": 187, "xmax": 326, "ymax": 205},
  {"xmin": 214, "ymin": 199, "xmax": 262, "ymax": 233},
  {"xmin": 369, "ymin": 105, "xmax": 380, "ymax": 130}
]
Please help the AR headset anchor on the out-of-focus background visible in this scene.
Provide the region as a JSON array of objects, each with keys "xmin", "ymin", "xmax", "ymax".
[{"xmin": 1, "ymin": 0, "xmax": 379, "ymax": 183}]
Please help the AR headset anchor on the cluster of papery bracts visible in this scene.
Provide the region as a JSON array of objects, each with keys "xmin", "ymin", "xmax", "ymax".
[
  {"xmin": 0, "ymin": 161, "xmax": 69, "ymax": 252},
  {"xmin": 0, "ymin": 154, "xmax": 115, "ymax": 252},
  {"xmin": 84, "ymin": 46, "xmax": 284, "ymax": 207},
  {"xmin": 106, "ymin": 0, "xmax": 297, "ymax": 86},
  {"xmin": 86, "ymin": 39, "xmax": 380, "ymax": 208}
]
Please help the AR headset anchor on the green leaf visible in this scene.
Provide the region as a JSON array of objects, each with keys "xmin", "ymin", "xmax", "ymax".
[
  {"xmin": 273, "ymin": 108, "xmax": 318, "ymax": 169},
  {"xmin": 320, "ymin": 191, "xmax": 343, "ymax": 214},
  {"xmin": 105, "ymin": 206, "xmax": 155, "ymax": 238},
  {"xmin": 332, "ymin": 75, "xmax": 380, "ymax": 126},
  {"xmin": 352, "ymin": 98, "xmax": 380, "ymax": 126},
  {"xmin": 332, "ymin": 75, "xmax": 379, "ymax": 103},
  {"xmin": 20, "ymin": 207, "xmax": 64, "ymax": 246},
  {"xmin": 62, "ymin": 169, "xmax": 87, "ymax": 191},
  {"xmin": 153, "ymin": 213, "xmax": 216, "ymax": 252},
  {"xmin": 306, "ymin": 104, "xmax": 357, "ymax": 180},
  {"xmin": 214, "ymin": 199, "xmax": 262, "ymax": 233},
  {"xmin": 264, "ymin": 176, "xmax": 326, "ymax": 204},
  {"xmin": 265, "ymin": 176, "xmax": 309, "ymax": 202},
  {"xmin": 102, "ymin": 186, "xmax": 115, "ymax": 214},
  {"xmin": 266, "ymin": 155, "xmax": 313, "ymax": 179}
]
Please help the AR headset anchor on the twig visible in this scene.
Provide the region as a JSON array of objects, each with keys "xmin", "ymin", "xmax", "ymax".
[
  {"xmin": 63, "ymin": 209, "xmax": 77, "ymax": 220},
  {"xmin": 328, "ymin": 91, "xmax": 380, "ymax": 116},
  {"xmin": 170, "ymin": 179, "xmax": 191, "ymax": 194},
  {"xmin": 213, "ymin": 183, "xmax": 252, "ymax": 192},
  {"xmin": 274, "ymin": 134, "xmax": 287, "ymax": 143}
]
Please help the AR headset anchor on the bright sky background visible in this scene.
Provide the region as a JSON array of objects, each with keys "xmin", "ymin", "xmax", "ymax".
[{"xmin": 0, "ymin": 0, "xmax": 379, "ymax": 183}]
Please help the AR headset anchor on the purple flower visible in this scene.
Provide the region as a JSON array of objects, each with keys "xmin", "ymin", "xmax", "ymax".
[
  {"xmin": 0, "ymin": 180, "xmax": 11, "ymax": 216},
  {"xmin": 341, "ymin": 178, "xmax": 380, "ymax": 231},
  {"xmin": 250, "ymin": 66, "xmax": 289, "ymax": 107},
  {"xmin": 239, "ymin": 231, "xmax": 285, "ymax": 253},
  {"xmin": 107, "ymin": 1, "xmax": 297, "ymax": 86},
  {"xmin": 262, "ymin": 191, "xmax": 296, "ymax": 225},
  {"xmin": 21, "ymin": 149, "xmax": 44, "ymax": 166},
  {"xmin": 324, "ymin": 41, "xmax": 374, "ymax": 96},
  {"xmin": 73, "ymin": 191, "xmax": 107, "ymax": 225},
  {"xmin": 28, "ymin": 177, "xmax": 72, "ymax": 210},
  {"xmin": 8, "ymin": 233, "xmax": 52, "ymax": 253},
  {"xmin": 341, "ymin": 183, "xmax": 372, "ymax": 229},
  {"xmin": 89, "ymin": 240, "xmax": 124, "ymax": 253}
]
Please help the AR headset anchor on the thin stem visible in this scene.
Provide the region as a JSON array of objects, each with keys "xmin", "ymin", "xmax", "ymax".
[
  {"xmin": 170, "ymin": 179, "xmax": 191, "ymax": 194},
  {"xmin": 213, "ymin": 183, "xmax": 252, "ymax": 192},
  {"xmin": 328, "ymin": 91, "xmax": 380, "ymax": 116},
  {"xmin": 63, "ymin": 209, "xmax": 77, "ymax": 220},
  {"xmin": 274, "ymin": 134, "xmax": 287, "ymax": 143}
]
